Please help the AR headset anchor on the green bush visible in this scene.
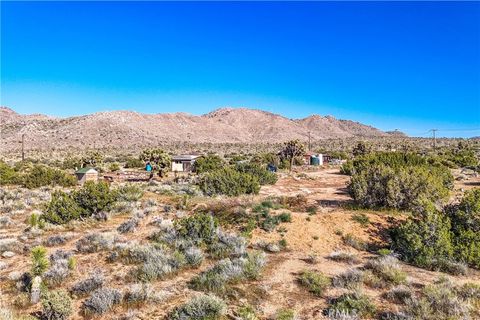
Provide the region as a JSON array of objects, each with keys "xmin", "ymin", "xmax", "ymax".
[
  {"xmin": 298, "ymin": 270, "xmax": 330, "ymax": 296},
  {"xmin": 73, "ymin": 181, "xmax": 117, "ymax": 214},
  {"xmin": 174, "ymin": 213, "xmax": 219, "ymax": 246},
  {"xmin": 235, "ymin": 162, "xmax": 277, "ymax": 185},
  {"xmin": 348, "ymin": 163, "xmax": 452, "ymax": 210},
  {"xmin": 392, "ymin": 207, "xmax": 454, "ymax": 270},
  {"xmin": 125, "ymin": 157, "xmax": 144, "ymax": 168},
  {"xmin": 22, "ymin": 165, "xmax": 76, "ymax": 189},
  {"xmin": 393, "ymin": 190, "xmax": 480, "ymax": 271},
  {"xmin": 43, "ymin": 191, "xmax": 85, "ymax": 224},
  {"xmin": 41, "ymin": 290, "xmax": 73, "ymax": 320},
  {"xmin": 43, "ymin": 181, "xmax": 118, "ymax": 224},
  {"xmin": 0, "ymin": 161, "xmax": 20, "ymax": 185},
  {"xmin": 194, "ymin": 155, "xmax": 224, "ymax": 174},
  {"xmin": 116, "ymin": 184, "xmax": 144, "ymax": 202},
  {"xmin": 198, "ymin": 167, "xmax": 260, "ymax": 196},
  {"xmin": 447, "ymin": 189, "xmax": 480, "ymax": 268}
]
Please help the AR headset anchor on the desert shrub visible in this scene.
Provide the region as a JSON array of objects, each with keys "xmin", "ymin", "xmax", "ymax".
[
  {"xmin": 117, "ymin": 217, "xmax": 139, "ymax": 233},
  {"xmin": 116, "ymin": 184, "xmax": 144, "ymax": 202},
  {"xmin": 383, "ymin": 285, "xmax": 413, "ymax": 304},
  {"xmin": 124, "ymin": 283, "xmax": 153, "ymax": 306},
  {"xmin": 364, "ymin": 256, "xmax": 407, "ymax": 286},
  {"xmin": 332, "ymin": 269, "xmax": 364, "ymax": 289},
  {"xmin": 198, "ymin": 167, "xmax": 260, "ymax": 196},
  {"xmin": 22, "ymin": 165, "xmax": 76, "ymax": 189},
  {"xmin": 189, "ymin": 252, "xmax": 266, "ymax": 293},
  {"xmin": 45, "ymin": 235, "xmax": 69, "ymax": 247},
  {"xmin": 327, "ymin": 291, "xmax": 376, "ymax": 318},
  {"xmin": 31, "ymin": 246, "xmax": 49, "ymax": 276},
  {"xmin": 208, "ymin": 231, "xmax": 246, "ymax": 259},
  {"xmin": 0, "ymin": 161, "xmax": 21, "ymax": 185},
  {"xmin": 42, "ymin": 191, "xmax": 84, "ymax": 224},
  {"xmin": 298, "ymin": 270, "xmax": 330, "ymax": 296},
  {"xmin": 351, "ymin": 213, "xmax": 369, "ymax": 226},
  {"xmin": 71, "ymin": 272, "xmax": 104, "ymax": 296},
  {"xmin": 76, "ymin": 232, "xmax": 116, "ymax": 253},
  {"xmin": 348, "ymin": 164, "xmax": 452, "ymax": 210},
  {"xmin": 125, "ymin": 157, "xmax": 144, "ymax": 168},
  {"xmin": 391, "ymin": 208, "xmax": 455, "ymax": 271},
  {"xmin": 446, "ymin": 189, "xmax": 480, "ymax": 268},
  {"xmin": 184, "ymin": 246, "xmax": 205, "ymax": 267},
  {"xmin": 194, "ymin": 154, "xmax": 224, "ymax": 174},
  {"xmin": 82, "ymin": 287, "xmax": 122, "ymax": 315},
  {"xmin": 174, "ymin": 213, "xmax": 219, "ymax": 246},
  {"xmin": 108, "ymin": 162, "xmax": 120, "ymax": 172},
  {"xmin": 44, "ymin": 258, "xmax": 70, "ymax": 286},
  {"xmin": 167, "ymin": 294, "xmax": 226, "ymax": 320},
  {"xmin": 43, "ymin": 181, "xmax": 118, "ymax": 224},
  {"xmin": 276, "ymin": 309, "xmax": 295, "ymax": 320},
  {"xmin": 235, "ymin": 162, "xmax": 277, "ymax": 185},
  {"xmin": 41, "ymin": 290, "xmax": 72, "ymax": 320},
  {"xmin": 73, "ymin": 181, "xmax": 117, "ymax": 214},
  {"xmin": 328, "ymin": 251, "xmax": 359, "ymax": 264},
  {"xmin": 404, "ymin": 279, "xmax": 471, "ymax": 320},
  {"xmin": 342, "ymin": 234, "xmax": 367, "ymax": 251}
]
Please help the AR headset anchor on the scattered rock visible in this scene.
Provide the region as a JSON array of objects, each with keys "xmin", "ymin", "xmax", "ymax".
[
  {"xmin": 2, "ymin": 251, "xmax": 15, "ymax": 258},
  {"xmin": 0, "ymin": 261, "xmax": 8, "ymax": 270}
]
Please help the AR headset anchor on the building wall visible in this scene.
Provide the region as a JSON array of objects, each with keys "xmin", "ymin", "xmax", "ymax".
[
  {"xmin": 85, "ymin": 173, "xmax": 98, "ymax": 182},
  {"xmin": 172, "ymin": 161, "xmax": 184, "ymax": 172}
]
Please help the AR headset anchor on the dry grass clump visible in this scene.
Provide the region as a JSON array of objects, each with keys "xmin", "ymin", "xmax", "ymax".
[
  {"xmin": 82, "ymin": 287, "xmax": 123, "ymax": 315},
  {"xmin": 332, "ymin": 269, "xmax": 364, "ymax": 289},
  {"xmin": 208, "ymin": 230, "xmax": 246, "ymax": 258},
  {"xmin": 123, "ymin": 283, "xmax": 155, "ymax": 307},
  {"xmin": 364, "ymin": 256, "xmax": 407, "ymax": 287},
  {"xmin": 403, "ymin": 278, "xmax": 471, "ymax": 320},
  {"xmin": 383, "ymin": 285, "xmax": 413, "ymax": 304},
  {"xmin": 189, "ymin": 251, "xmax": 266, "ymax": 294},
  {"xmin": 75, "ymin": 232, "xmax": 116, "ymax": 253},
  {"xmin": 298, "ymin": 270, "xmax": 330, "ymax": 297},
  {"xmin": 328, "ymin": 250, "xmax": 359, "ymax": 264}
]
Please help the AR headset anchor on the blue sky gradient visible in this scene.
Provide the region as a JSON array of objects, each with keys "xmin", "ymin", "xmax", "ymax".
[{"xmin": 1, "ymin": 1, "xmax": 479, "ymax": 137}]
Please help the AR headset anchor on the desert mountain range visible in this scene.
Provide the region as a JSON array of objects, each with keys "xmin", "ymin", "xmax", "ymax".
[{"xmin": 0, "ymin": 106, "xmax": 392, "ymax": 152}]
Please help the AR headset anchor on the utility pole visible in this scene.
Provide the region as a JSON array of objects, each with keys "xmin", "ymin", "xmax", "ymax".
[
  {"xmin": 430, "ymin": 129, "xmax": 438, "ymax": 150},
  {"xmin": 21, "ymin": 134, "xmax": 25, "ymax": 161},
  {"xmin": 308, "ymin": 131, "xmax": 311, "ymax": 151}
]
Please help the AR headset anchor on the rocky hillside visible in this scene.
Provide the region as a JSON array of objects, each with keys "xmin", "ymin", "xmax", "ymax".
[{"xmin": 0, "ymin": 106, "xmax": 389, "ymax": 152}]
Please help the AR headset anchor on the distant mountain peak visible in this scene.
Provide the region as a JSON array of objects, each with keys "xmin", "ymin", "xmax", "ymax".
[{"xmin": 1, "ymin": 106, "xmax": 390, "ymax": 152}]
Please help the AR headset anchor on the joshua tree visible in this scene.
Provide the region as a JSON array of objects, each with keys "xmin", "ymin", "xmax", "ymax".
[
  {"xmin": 140, "ymin": 148, "xmax": 171, "ymax": 178},
  {"xmin": 280, "ymin": 140, "xmax": 306, "ymax": 172},
  {"xmin": 81, "ymin": 151, "xmax": 103, "ymax": 168}
]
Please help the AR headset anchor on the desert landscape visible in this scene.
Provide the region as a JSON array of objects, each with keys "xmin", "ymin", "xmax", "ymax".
[{"xmin": 2, "ymin": 1, "xmax": 479, "ymax": 319}]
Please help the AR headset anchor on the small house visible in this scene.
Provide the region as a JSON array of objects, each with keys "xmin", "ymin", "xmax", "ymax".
[
  {"xmin": 75, "ymin": 167, "xmax": 99, "ymax": 185},
  {"xmin": 171, "ymin": 155, "xmax": 202, "ymax": 173}
]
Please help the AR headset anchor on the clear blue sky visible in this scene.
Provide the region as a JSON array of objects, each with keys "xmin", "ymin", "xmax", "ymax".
[{"xmin": 1, "ymin": 1, "xmax": 479, "ymax": 137}]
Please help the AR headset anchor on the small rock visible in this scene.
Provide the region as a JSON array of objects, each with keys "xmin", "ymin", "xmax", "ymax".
[
  {"xmin": 8, "ymin": 271, "xmax": 22, "ymax": 281},
  {"xmin": 2, "ymin": 251, "xmax": 15, "ymax": 258},
  {"xmin": 0, "ymin": 261, "xmax": 8, "ymax": 270}
]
